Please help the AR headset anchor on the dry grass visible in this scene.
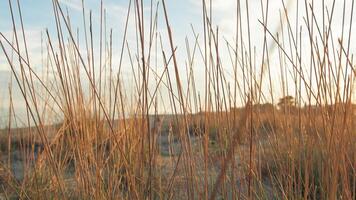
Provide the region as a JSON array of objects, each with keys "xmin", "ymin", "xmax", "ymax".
[{"xmin": 0, "ymin": 0, "xmax": 356, "ymax": 199}]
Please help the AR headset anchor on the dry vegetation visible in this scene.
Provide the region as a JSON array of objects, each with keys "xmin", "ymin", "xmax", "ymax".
[{"xmin": 0, "ymin": 0, "xmax": 355, "ymax": 199}]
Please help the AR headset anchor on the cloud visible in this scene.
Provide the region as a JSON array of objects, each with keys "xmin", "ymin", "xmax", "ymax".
[
  {"xmin": 106, "ymin": 4, "xmax": 127, "ymax": 19},
  {"xmin": 0, "ymin": 28, "xmax": 43, "ymax": 60},
  {"xmin": 58, "ymin": 0, "xmax": 82, "ymax": 11},
  {"xmin": 189, "ymin": 0, "xmax": 235, "ymax": 12}
]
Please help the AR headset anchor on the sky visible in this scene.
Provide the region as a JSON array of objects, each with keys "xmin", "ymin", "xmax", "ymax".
[{"xmin": 0, "ymin": 0, "xmax": 355, "ymax": 126}]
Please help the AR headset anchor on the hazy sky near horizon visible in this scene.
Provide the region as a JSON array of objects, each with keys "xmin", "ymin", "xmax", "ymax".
[{"xmin": 0, "ymin": 0, "xmax": 355, "ymax": 126}]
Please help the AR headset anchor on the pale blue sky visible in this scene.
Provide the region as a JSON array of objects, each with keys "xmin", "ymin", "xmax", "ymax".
[{"xmin": 0, "ymin": 0, "xmax": 355, "ymax": 126}]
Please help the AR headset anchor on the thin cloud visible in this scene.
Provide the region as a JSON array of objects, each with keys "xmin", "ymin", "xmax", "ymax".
[{"xmin": 58, "ymin": 0, "xmax": 82, "ymax": 11}]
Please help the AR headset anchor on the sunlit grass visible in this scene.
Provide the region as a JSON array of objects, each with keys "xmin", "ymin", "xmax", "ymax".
[{"xmin": 0, "ymin": 0, "xmax": 355, "ymax": 199}]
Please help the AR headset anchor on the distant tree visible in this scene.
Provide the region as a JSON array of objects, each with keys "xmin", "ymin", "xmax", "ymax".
[{"xmin": 278, "ymin": 95, "xmax": 295, "ymax": 112}]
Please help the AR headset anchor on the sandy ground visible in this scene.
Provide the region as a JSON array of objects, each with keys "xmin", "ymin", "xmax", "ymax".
[{"xmin": 0, "ymin": 130, "xmax": 275, "ymax": 199}]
